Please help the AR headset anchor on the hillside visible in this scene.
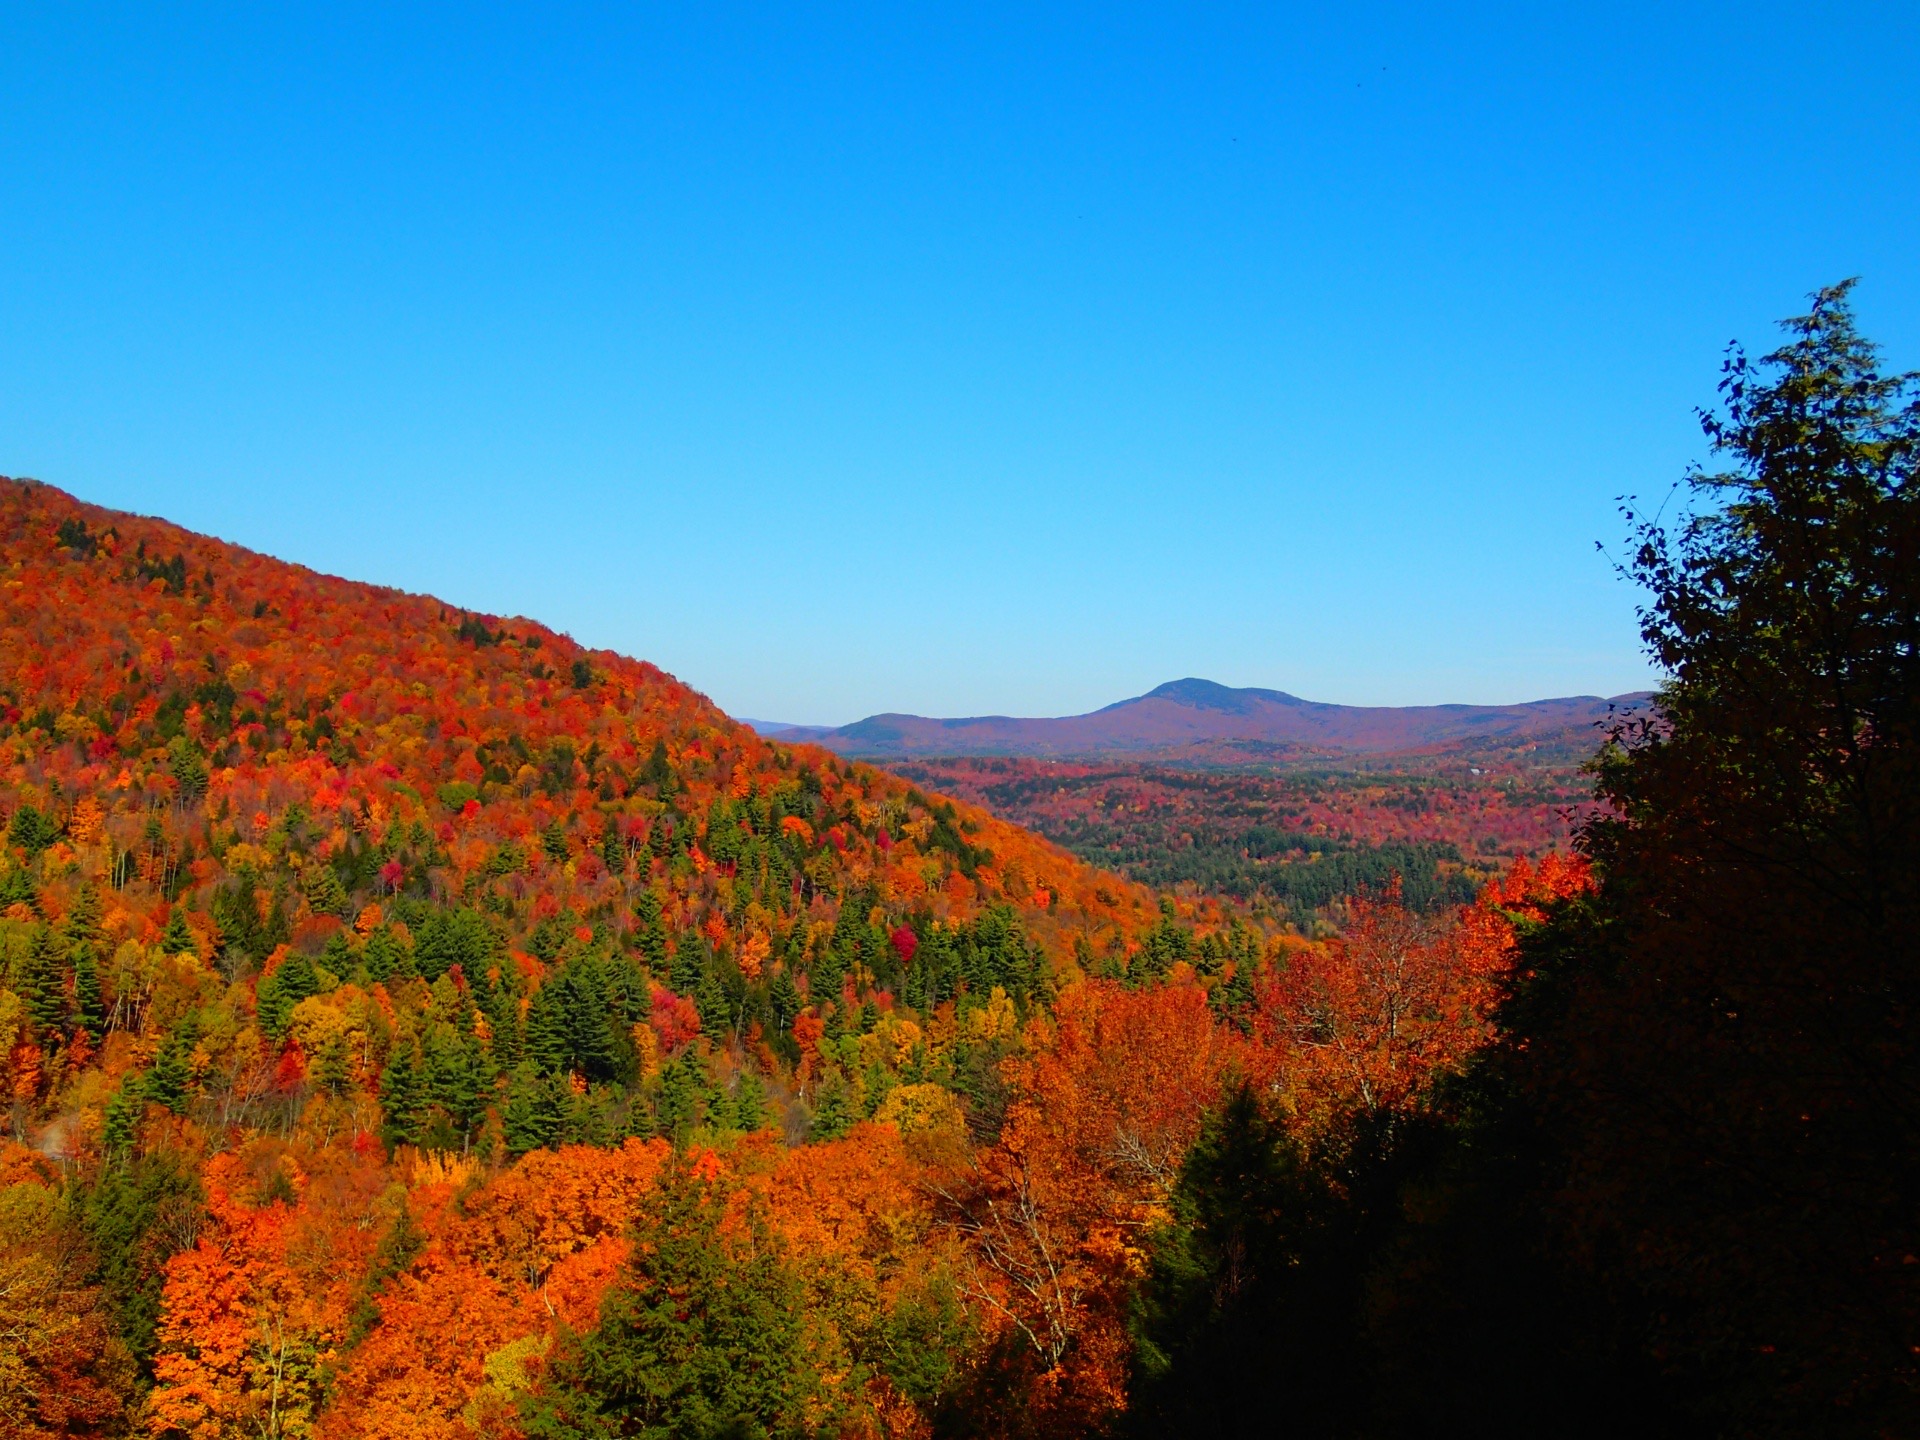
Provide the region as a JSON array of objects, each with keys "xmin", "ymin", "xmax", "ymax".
[
  {"xmin": 0, "ymin": 477, "xmax": 1157, "ymax": 965},
  {"xmin": 0, "ymin": 477, "xmax": 1571, "ymax": 1438},
  {"xmin": 764, "ymin": 676, "xmax": 1649, "ymax": 762}
]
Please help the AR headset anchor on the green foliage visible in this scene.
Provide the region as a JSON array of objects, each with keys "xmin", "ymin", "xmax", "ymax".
[
  {"xmin": 141, "ymin": 1019, "xmax": 197, "ymax": 1115},
  {"xmin": 656, "ymin": 1051, "xmax": 703, "ymax": 1139},
  {"xmin": 378, "ymin": 1042, "xmax": 425, "ymax": 1149},
  {"xmin": 255, "ymin": 952, "xmax": 319, "ymax": 1038},
  {"xmin": 504, "ymin": 1062, "xmax": 566, "ymax": 1157},
  {"xmin": 519, "ymin": 1157, "xmax": 810, "ymax": 1440},
  {"xmin": 8, "ymin": 802, "xmax": 58, "ymax": 855},
  {"xmin": 80, "ymin": 1153, "xmax": 203, "ymax": 1379}
]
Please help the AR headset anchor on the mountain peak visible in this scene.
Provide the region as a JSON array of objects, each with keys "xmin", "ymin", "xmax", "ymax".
[{"xmin": 1138, "ymin": 678, "xmax": 1300, "ymax": 714}]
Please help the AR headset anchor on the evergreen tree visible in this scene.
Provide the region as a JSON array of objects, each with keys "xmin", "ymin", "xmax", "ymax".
[
  {"xmin": 559, "ymin": 958, "xmax": 623, "ymax": 1081},
  {"xmin": 19, "ymin": 924, "xmax": 66, "ymax": 1031},
  {"xmin": 657, "ymin": 1051, "xmax": 702, "ymax": 1138},
  {"xmin": 144, "ymin": 1020, "xmax": 196, "ymax": 1115},
  {"xmin": 80, "ymin": 1152, "xmax": 201, "ymax": 1378},
  {"xmin": 632, "ymin": 888, "xmax": 669, "ymax": 974},
  {"xmin": 671, "ymin": 933, "xmax": 708, "ymax": 996},
  {"xmin": 733, "ymin": 1070, "xmax": 767, "ymax": 1133},
  {"xmin": 8, "ymin": 802, "xmax": 57, "ymax": 854},
  {"xmin": 159, "ymin": 907, "xmax": 195, "ymax": 957},
  {"xmin": 808, "ymin": 1073, "xmax": 853, "ymax": 1143},
  {"xmin": 769, "ymin": 967, "xmax": 802, "ymax": 1034},
  {"xmin": 1125, "ymin": 1086, "xmax": 1366, "ymax": 1438},
  {"xmin": 62, "ymin": 883, "xmax": 104, "ymax": 948},
  {"xmin": 523, "ymin": 983, "xmax": 568, "ymax": 1074},
  {"xmin": 363, "ymin": 927, "xmax": 409, "ymax": 981},
  {"xmin": 256, "ymin": 951, "xmax": 319, "ymax": 1038},
  {"xmin": 519, "ymin": 1156, "xmax": 809, "ymax": 1440},
  {"xmin": 305, "ymin": 863, "xmax": 349, "ymax": 918},
  {"xmin": 694, "ymin": 965, "xmax": 731, "ymax": 1038},
  {"xmin": 1475, "ymin": 283, "xmax": 1920, "ymax": 1433},
  {"xmin": 379, "ymin": 1042, "xmax": 426, "ymax": 1149},
  {"xmin": 424, "ymin": 1025, "xmax": 490, "ymax": 1147},
  {"xmin": 503, "ymin": 1063, "xmax": 565, "ymax": 1157}
]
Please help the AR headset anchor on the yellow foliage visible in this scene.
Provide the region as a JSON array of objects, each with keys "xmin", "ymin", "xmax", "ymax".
[{"xmin": 873, "ymin": 1083, "xmax": 966, "ymax": 1139}]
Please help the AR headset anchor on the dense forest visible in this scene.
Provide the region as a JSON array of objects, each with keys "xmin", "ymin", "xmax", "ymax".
[
  {"xmin": 887, "ymin": 756, "xmax": 1589, "ymax": 918},
  {"xmin": 2, "ymin": 283, "xmax": 1914, "ymax": 1438}
]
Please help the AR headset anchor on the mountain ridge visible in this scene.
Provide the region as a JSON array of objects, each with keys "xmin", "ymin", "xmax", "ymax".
[{"xmin": 750, "ymin": 677, "xmax": 1654, "ymax": 760}]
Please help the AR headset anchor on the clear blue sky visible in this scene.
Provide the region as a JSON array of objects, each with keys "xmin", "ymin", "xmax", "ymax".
[{"xmin": 3, "ymin": 5, "xmax": 1914, "ymax": 723}]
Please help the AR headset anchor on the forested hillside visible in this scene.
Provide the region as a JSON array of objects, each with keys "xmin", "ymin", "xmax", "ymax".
[{"xmin": 0, "ymin": 480, "xmax": 1571, "ymax": 1438}]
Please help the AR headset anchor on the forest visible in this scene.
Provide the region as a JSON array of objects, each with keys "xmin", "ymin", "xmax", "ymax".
[
  {"xmin": 886, "ymin": 755, "xmax": 1590, "ymax": 919},
  {"xmin": 2, "ymin": 284, "xmax": 1915, "ymax": 1437}
]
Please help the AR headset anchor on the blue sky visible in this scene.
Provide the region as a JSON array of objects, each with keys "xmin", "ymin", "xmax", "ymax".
[{"xmin": 3, "ymin": 4, "xmax": 1914, "ymax": 723}]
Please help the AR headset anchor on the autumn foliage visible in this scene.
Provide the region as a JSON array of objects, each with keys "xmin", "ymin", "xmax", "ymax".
[{"xmin": 0, "ymin": 479, "xmax": 1578, "ymax": 1437}]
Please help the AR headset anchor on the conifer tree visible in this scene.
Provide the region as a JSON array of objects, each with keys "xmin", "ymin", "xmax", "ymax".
[
  {"xmin": 656, "ymin": 1051, "xmax": 701, "ymax": 1138},
  {"xmin": 144, "ymin": 1021, "xmax": 196, "ymax": 1115},
  {"xmin": 503, "ymin": 1063, "xmax": 564, "ymax": 1157},
  {"xmin": 519, "ymin": 1156, "xmax": 809, "ymax": 1439},
  {"xmin": 809, "ymin": 1073, "xmax": 852, "ymax": 1143},
  {"xmin": 632, "ymin": 889, "xmax": 668, "ymax": 973},
  {"xmin": 523, "ymin": 984, "xmax": 568, "ymax": 1074},
  {"xmin": 378, "ymin": 1042, "xmax": 425, "ymax": 1149},
  {"xmin": 733, "ymin": 1070, "xmax": 767, "ymax": 1133},
  {"xmin": 159, "ymin": 907, "xmax": 195, "ymax": 958},
  {"xmin": 769, "ymin": 967, "xmax": 802, "ymax": 1034},
  {"xmin": 256, "ymin": 951, "xmax": 318, "ymax": 1038},
  {"xmin": 19, "ymin": 924, "xmax": 66, "ymax": 1031}
]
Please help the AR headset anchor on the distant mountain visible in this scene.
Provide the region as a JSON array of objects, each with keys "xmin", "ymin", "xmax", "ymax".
[{"xmin": 752, "ymin": 678, "xmax": 1654, "ymax": 761}]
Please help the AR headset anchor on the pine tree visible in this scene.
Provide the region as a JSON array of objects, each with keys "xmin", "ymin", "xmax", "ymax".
[
  {"xmin": 19, "ymin": 924, "xmax": 67, "ymax": 1031},
  {"xmin": 159, "ymin": 907, "xmax": 196, "ymax": 958},
  {"xmin": 424, "ymin": 1025, "xmax": 489, "ymax": 1147},
  {"xmin": 144, "ymin": 1021, "xmax": 196, "ymax": 1115},
  {"xmin": 600, "ymin": 822, "xmax": 625, "ymax": 878},
  {"xmin": 694, "ymin": 966, "xmax": 731, "ymax": 1038},
  {"xmin": 769, "ymin": 968, "xmax": 802, "ymax": 1034},
  {"xmin": 733, "ymin": 1070, "xmax": 767, "ymax": 1133},
  {"xmin": 523, "ymin": 984, "xmax": 568, "ymax": 1074},
  {"xmin": 363, "ymin": 926, "xmax": 410, "ymax": 982},
  {"xmin": 656, "ymin": 1051, "xmax": 702, "ymax": 1139},
  {"xmin": 256, "ymin": 952, "xmax": 319, "ymax": 1038},
  {"xmin": 809, "ymin": 1073, "xmax": 853, "ymax": 1143},
  {"xmin": 670, "ymin": 934, "xmax": 707, "ymax": 995},
  {"xmin": 379, "ymin": 1043, "xmax": 425, "ymax": 1149},
  {"xmin": 503, "ymin": 1063, "xmax": 564, "ymax": 1157},
  {"xmin": 305, "ymin": 863, "xmax": 349, "ymax": 918},
  {"xmin": 62, "ymin": 883, "xmax": 104, "ymax": 949},
  {"xmin": 632, "ymin": 889, "xmax": 668, "ymax": 973},
  {"xmin": 519, "ymin": 1156, "xmax": 809, "ymax": 1438}
]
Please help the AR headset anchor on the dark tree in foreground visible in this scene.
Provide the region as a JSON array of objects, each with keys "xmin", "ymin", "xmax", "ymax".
[
  {"xmin": 1134, "ymin": 284, "xmax": 1918, "ymax": 1437},
  {"xmin": 1518, "ymin": 281, "xmax": 1920, "ymax": 1431}
]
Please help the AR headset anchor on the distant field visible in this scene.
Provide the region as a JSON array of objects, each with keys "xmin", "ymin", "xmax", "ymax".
[{"xmin": 888, "ymin": 753, "xmax": 1596, "ymax": 921}]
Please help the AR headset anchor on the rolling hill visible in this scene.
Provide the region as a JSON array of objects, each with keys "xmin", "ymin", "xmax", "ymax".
[{"xmin": 758, "ymin": 676, "xmax": 1652, "ymax": 762}]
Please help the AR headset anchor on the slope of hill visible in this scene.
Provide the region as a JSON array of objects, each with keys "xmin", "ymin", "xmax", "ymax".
[
  {"xmin": 764, "ymin": 676, "xmax": 1650, "ymax": 762},
  {"xmin": 0, "ymin": 477, "xmax": 1577, "ymax": 1438},
  {"xmin": 0, "ymin": 477, "xmax": 1153, "ymax": 966}
]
